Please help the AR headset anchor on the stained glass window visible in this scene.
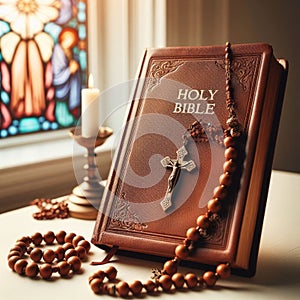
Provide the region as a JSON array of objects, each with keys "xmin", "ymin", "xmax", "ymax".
[{"xmin": 0, "ymin": 0, "xmax": 88, "ymax": 138}]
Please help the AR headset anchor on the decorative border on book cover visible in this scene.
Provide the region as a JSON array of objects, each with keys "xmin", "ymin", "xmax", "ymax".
[
  {"xmin": 215, "ymin": 56, "xmax": 258, "ymax": 92},
  {"xmin": 105, "ymin": 54, "xmax": 261, "ymax": 249}
]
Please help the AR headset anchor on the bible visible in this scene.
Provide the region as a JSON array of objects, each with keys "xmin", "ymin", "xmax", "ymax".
[{"xmin": 92, "ymin": 43, "xmax": 288, "ymax": 276}]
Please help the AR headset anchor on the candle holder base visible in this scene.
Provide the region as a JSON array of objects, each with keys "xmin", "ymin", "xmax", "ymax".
[
  {"xmin": 67, "ymin": 127, "xmax": 113, "ymax": 220},
  {"xmin": 67, "ymin": 199, "xmax": 98, "ymax": 220},
  {"xmin": 67, "ymin": 183, "xmax": 105, "ymax": 220}
]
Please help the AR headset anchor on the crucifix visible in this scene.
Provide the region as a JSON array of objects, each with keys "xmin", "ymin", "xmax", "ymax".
[{"xmin": 160, "ymin": 145, "xmax": 196, "ymax": 211}]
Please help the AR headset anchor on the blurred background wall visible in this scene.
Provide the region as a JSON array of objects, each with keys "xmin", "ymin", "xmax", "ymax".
[{"xmin": 164, "ymin": 0, "xmax": 299, "ymax": 172}]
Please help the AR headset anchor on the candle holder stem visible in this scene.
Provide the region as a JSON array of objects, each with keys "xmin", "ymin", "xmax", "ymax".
[{"xmin": 68, "ymin": 127, "xmax": 113, "ymax": 220}]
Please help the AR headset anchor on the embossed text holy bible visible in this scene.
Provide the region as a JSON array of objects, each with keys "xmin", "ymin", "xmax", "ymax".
[{"xmin": 92, "ymin": 43, "xmax": 288, "ymax": 276}]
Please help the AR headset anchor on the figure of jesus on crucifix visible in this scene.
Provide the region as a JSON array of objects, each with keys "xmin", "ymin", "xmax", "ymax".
[{"xmin": 160, "ymin": 145, "xmax": 196, "ymax": 211}]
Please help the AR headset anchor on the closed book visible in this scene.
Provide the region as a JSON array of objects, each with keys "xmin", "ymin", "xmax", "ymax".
[{"xmin": 92, "ymin": 43, "xmax": 288, "ymax": 276}]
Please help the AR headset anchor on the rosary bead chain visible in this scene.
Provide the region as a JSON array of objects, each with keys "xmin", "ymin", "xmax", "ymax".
[
  {"xmin": 89, "ymin": 263, "xmax": 231, "ymax": 297},
  {"xmin": 89, "ymin": 42, "xmax": 243, "ymax": 298},
  {"xmin": 169, "ymin": 131, "xmax": 243, "ymax": 266},
  {"xmin": 7, "ymin": 231, "xmax": 90, "ymax": 280}
]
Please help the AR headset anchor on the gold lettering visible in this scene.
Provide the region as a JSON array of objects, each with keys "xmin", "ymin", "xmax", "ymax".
[
  {"xmin": 177, "ymin": 89, "xmax": 218, "ymax": 101},
  {"xmin": 205, "ymin": 103, "xmax": 215, "ymax": 114},
  {"xmin": 177, "ymin": 89, "xmax": 188, "ymax": 100},
  {"xmin": 173, "ymin": 102, "xmax": 182, "ymax": 113},
  {"xmin": 187, "ymin": 103, "xmax": 195, "ymax": 113},
  {"xmin": 208, "ymin": 89, "xmax": 218, "ymax": 100},
  {"xmin": 173, "ymin": 102, "xmax": 215, "ymax": 114},
  {"xmin": 195, "ymin": 103, "xmax": 205, "ymax": 114}
]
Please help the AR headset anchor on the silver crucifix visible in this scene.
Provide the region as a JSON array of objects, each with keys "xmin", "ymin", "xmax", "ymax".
[{"xmin": 160, "ymin": 145, "xmax": 196, "ymax": 211}]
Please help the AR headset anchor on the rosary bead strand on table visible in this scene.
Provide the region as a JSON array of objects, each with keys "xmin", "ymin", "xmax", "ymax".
[
  {"xmin": 31, "ymin": 198, "xmax": 69, "ymax": 220},
  {"xmin": 88, "ymin": 42, "xmax": 244, "ymax": 297},
  {"xmin": 7, "ymin": 231, "xmax": 91, "ymax": 279}
]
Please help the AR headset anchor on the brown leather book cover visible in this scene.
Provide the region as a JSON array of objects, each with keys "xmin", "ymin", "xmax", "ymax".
[{"xmin": 92, "ymin": 43, "xmax": 288, "ymax": 276}]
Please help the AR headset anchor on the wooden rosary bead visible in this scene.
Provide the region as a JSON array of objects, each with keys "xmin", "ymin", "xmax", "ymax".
[
  {"xmin": 55, "ymin": 246, "xmax": 65, "ymax": 261},
  {"xmin": 223, "ymin": 159, "xmax": 237, "ymax": 173},
  {"xmin": 185, "ymin": 273, "xmax": 198, "ymax": 288},
  {"xmin": 57, "ymin": 261, "xmax": 71, "ymax": 276},
  {"xmin": 129, "ymin": 280, "xmax": 143, "ymax": 296},
  {"xmin": 203, "ymin": 271, "xmax": 218, "ymax": 287},
  {"xmin": 77, "ymin": 239, "xmax": 91, "ymax": 253},
  {"xmin": 224, "ymin": 136, "xmax": 236, "ymax": 148},
  {"xmin": 163, "ymin": 260, "xmax": 178, "ymax": 276},
  {"xmin": 207, "ymin": 198, "xmax": 222, "ymax": 213},
  {"xmin": 213, "ymin": 185, "xmax": 228, "ymax": 200},
  {"xmin": 116, "ymin": 281, "xmax": 130, "ymax": 297},
  {"xmin": 143, "ymin": 280, "xmax": 156, "ymax": 293},
  {"xmin": 8, "ymin": 256, "xmax": 20, "ymax": 270},
  {"xmin": 105, "ymin": 266, "xmax": 118, "ymax": 280},
  {"xmin": 75, "ymin": 245, "xmax": 87, "ymax": 259},
  {"xmin": 64, "ymin": 232, "xmax": 76, "ymax": 243},
  {"xmin": 64, "ymin": 248, "xmax": 78, "ymax": 260},
  {"xmin": 172, "ymin": 273, "xmax": 185, "ymax": 289},
  {"xmin": 39, "ymin": 263, "xmax": 53, "ymax": 279},
  {"xmin": 216, "ymin": 263, "xmax": 231, "ymax": 279},
  {"xmin": 43, "ymin": 231, "xmax": 55, "ymax": 245},
  {"xmin": 43, "ymin": 249, "xmax": 56, "ymax": 263},
  {"xmin": 55, "ymin": 230, "xmax": 67, "ymax": 244},
  {"xmin": 225, "ymin": 147, "xmax": 238, "ymax": 160},
  {"xmin": 196, "ymin": 214, "xmax": 210, "ymax": 229},
  {"xmin": 14, "ymin": 259, "xmax": 28, "ymax": 274},
  {"xmin": 186, "ymin": 227, "xmax": 201, "ymax": 242},
  {"xmin": 14, "ymin": 241, "xmax": 27, "ymax": 254},
  {"xmin": 31, "ymin": 232, "xmax": 43, "ymax": 246},
  {"xmin": 90, "ymin": 278, "xmax": 104, "ymax": 294},
  {"xmin": 62, "ymin": 242, "xmax": 74, "ymax": 252},
  {"xmin": 175, "ymin": 244, "xmax": 189, "ymax": 259},
  {"xmin": 219, "ymin": 172, "xmax": 233, "ymax": 186},
  {"xmin": 67, "ymin": 256, "xmax": 81, "ymax": 272},
  {"xmin": 159, "ymin": 274, "xmax": 173, "ymax": 291},
  {"xmin": 72, "ymin": 235, "xmax": 85, "ymax": 246},
  {"xmin": 25, "ymin": 262, "xmax": 39, "ymax": 278},
  {"xmin": 30, "ymin": 248, "xmax": 43, "ymax": 262}
]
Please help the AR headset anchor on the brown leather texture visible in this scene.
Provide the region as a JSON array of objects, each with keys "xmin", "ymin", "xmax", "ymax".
[{"xmin": 92, "ymin": 43, "xmax": 288, "ymax": 276}]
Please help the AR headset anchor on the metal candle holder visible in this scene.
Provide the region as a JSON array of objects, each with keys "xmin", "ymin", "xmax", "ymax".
[{"xmin": 68, "ymin": 126, "xmax": 113, "ymax": 220}]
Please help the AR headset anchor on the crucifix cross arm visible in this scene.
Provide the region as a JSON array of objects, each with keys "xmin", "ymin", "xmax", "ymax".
[{"xmin": 160, "ymin": 145, "xmax": 196, "ymax": 211}]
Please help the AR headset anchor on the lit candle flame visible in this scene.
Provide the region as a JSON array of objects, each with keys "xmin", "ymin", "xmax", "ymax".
[{"xmin": 88, "ymin": 73, "xmax": 94, "ymax": 88}]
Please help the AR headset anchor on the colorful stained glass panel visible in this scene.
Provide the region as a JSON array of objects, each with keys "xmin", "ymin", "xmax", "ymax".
[{"xmin": 0, "ymin": 0, "xmax": 88, "ymax": 138}]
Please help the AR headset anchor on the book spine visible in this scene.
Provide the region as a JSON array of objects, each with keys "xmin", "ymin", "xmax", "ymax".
[{"xmin": 235, "ymin": 56, "xmax": 287, "ymax": 275}]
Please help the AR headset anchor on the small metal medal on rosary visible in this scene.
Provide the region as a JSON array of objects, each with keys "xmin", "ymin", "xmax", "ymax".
[{"xmin": 160, "ymin": 120, "xmax": 224, "ymax": 212}]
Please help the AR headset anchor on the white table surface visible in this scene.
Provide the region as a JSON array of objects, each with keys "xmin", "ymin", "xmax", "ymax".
[{"xmin": 0, "ymin": 170, "xmax": 299, "ymax": 300}]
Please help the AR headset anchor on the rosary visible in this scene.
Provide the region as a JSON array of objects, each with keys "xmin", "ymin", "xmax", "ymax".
[{"xmin": 7, "ymin": 42, "xmax": 244, "ymax": 297}]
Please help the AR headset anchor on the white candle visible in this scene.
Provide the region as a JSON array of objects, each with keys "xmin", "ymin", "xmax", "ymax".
[{"xmin": 81, "ymin": 74, "xmax": 100, "ymax": 137}]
